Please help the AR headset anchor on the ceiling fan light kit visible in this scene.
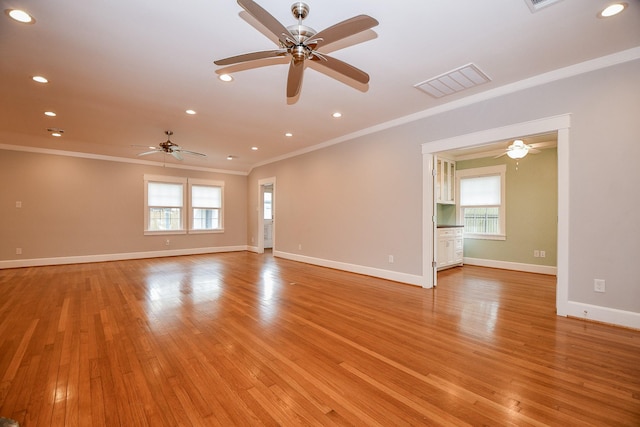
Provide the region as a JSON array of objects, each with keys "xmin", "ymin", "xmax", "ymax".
[
  {"xmin": 214, "ymin": 0, "xmax": 378, "ymax": 100},
  {"xmin": 506, "ymin": 140, "xmax": 530, "ymax": 159}
]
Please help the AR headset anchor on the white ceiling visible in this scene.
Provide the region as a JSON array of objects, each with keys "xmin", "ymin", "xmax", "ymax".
[{"xmin": 1, "ymin": 0, "xmax": 639, "ymax": 173}]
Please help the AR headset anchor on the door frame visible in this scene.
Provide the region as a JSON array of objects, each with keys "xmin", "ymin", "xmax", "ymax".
[
  {"xmin": 257, "ymin": 177, "xmax": 276, "ymax": 254},
  {"xmin": 421, "ymin": 114, "xmax": 570, "ymax": 316}
]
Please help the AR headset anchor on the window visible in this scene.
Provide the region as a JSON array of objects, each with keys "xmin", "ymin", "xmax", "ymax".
[
  {"xmin": 144, "ymin": 175, "xmax": 224, "ymax": 235},
  {"xmin": 189, "ymin": 179, "xmax": 223, "ymax": 232},
  {"xmin": 263, "ymin": 191, "xmax": 272, "ymax": 220},
  {"xmin": 457, "ymin": 165, "xmax": 506, "ymax": 240},
  {"xmin": 144, "ymin": 175, "xmax": 187, "ymax": 234}
]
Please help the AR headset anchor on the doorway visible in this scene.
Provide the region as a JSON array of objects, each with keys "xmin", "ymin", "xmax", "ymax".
[
  {"xmin": 257, "ymin": 177, "xmax": 276, "ymax": 254},
  {"xmin": 421, "ymin": 114, "xmax": 570, "ymax": 316},
  {"xmin": 263, "ymin": 184, "xmax": 274, "ymax": 249}
]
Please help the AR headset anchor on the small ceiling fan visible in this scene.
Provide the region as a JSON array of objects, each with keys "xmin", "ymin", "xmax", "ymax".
[
  {"xmin": 495, "ymin": 139, "xmax": 540, "ymax": 159},
  {"xmin": 136, "ymin": 131, "xmax": 206, "ymax": 161},
  {"xmin": 214, "ymin": 0, "xmax": 379, "ymax": 99}
]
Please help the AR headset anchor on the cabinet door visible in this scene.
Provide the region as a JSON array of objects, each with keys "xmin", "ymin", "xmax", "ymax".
[
  {"xmin": 446, "ymin": 237, "xmax": 455, "ymax": 265},
  {"xmin": 436, "ymin": 158, "xmax": 456, "ymax": 204},
  {"xmin": 437, "ymin": 237, "xmax": 448, "ymax": 268}
]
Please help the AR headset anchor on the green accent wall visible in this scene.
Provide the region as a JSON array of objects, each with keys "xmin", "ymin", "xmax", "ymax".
[
  {"xmin": 436, "ymin": 203, "xmax": 456, "ymax": 225},
  {"xmin": 456, "ymin": 148, "xmax": 557, "ymax": 266}
]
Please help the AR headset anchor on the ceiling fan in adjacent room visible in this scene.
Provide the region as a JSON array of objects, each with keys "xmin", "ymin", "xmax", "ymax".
[
  {"xmin": 214, "ymin": 0, "xmax": 379, "ymax": 99},
  {"xmin": 495, "ymin": 139, "xmax": 540, "ymax": 159},
  {"xmin": 136, "ymin": 131, "xmax": 206, "ymax": 161}
]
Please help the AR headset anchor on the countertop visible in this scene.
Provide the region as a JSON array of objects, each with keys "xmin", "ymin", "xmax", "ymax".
[{"xmin": 437, "ymin": 225, "xmax": 465, "ymax": 228}]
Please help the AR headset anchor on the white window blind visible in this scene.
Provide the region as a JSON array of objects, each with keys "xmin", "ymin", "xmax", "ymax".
[
  {"xmin": 148, "ymin": 182, "xmax": 183, "ymax": 207},
  {"xmin": 460, "ymin": 175, "xmax": 501, "ymax": 206},
  {"xmin": 192, "ymin": 185, "xmax": 221, "ymax": 208}
]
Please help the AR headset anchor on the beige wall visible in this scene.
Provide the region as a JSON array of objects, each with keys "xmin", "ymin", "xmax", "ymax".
[
  {"xmin": 248, "ymin": 129, "xmax": 423, "ymax": 276},
  {"xmin": 0, "ymin": 150, "xmax": 247, "ymax": 261}
]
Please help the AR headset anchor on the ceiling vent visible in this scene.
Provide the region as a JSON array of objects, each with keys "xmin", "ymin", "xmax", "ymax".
[
  {"xmin": 524, "ymin": 0, "xmax": 564, "ymax": 13},
  {"xmin": 414, "ymin": 63, "xmax": 491, "ymax": 99}
]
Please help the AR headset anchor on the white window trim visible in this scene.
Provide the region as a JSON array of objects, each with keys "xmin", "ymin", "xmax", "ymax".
[
  {"xmin": 144, "ymin": 174, "xmax": 187, "ymax": 235},
  {"xmin": 188, "ymin": 178, "xmax": 224, "ymax": 234},
  {"xmin": 456, "ymin": 164, "xmax": 506, "ymax": 241}
]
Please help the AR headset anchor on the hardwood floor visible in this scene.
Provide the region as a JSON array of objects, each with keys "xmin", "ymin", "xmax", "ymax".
[{"xmin": 0, "ymin": 252, "xmax": 638, "ymax": 426}]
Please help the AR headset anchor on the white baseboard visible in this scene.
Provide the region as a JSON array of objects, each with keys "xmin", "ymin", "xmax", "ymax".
[
  {"xmin": 274, "ymin": 250, "xmax": 423, "ymax": 287},
  {"xmin": 0, "ymin": 245, "xmax": 248, "ymax": 269},
  {"xmin": 464, "ymin": 257, "xmax": 557, "ymax": 275},
  {"xmin": 465, "ymin": 258, "xmax": 638, "ymax": 329},
  {"xmin": 561, "ymin": 301, "xmax": 640, "ymax": 330}
]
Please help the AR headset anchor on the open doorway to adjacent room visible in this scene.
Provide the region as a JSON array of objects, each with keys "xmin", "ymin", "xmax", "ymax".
[
  {"xmin": 421, "ymin": 115, "xmax": 570, "ymax": 316},
  {"xmin": 257, "ymin": 177, "xmax": 276, "ymax": 254}
]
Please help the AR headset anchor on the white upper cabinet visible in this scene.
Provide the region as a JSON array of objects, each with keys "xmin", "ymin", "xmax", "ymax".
[{"xmin": 436, "ymin": 157, "xmax": 456, "ymax": 204}]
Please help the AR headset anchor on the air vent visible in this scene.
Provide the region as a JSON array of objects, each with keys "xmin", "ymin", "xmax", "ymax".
[
  {"xmin": 524, "ymin": 0, "xmax": 564, "ymax": 13},
  {"xmin": 414, "ymin": 63, "xmax": 491, "ymax": 99}
]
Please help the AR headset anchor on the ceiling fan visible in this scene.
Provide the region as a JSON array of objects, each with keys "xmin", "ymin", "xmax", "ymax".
[
  {"xmin": 214, "ymin": 0, "xmax": 379, "ymax": 99},
  {"xmin": 136, "ymin": 131, "xmax": 206, "ymax": 161},
  {"xmin": 495, "ymin": 139, "xmax": 540, "ymax": 159}
]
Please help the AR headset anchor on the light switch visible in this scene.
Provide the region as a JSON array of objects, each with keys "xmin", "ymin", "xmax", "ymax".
[{"xmin": 16, "ymin": 201, "xmax": 22, "ymax": 208}]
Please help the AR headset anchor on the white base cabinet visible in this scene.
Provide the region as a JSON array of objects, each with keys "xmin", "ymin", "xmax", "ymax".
[{"xmin": 437, "ymin": 227, "xmax": 464, "ymax": 270}]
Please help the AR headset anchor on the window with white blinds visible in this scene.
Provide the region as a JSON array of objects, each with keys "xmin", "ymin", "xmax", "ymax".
[
  {"xmin": 144, "ymin": 175, "xmax": 224, "ymax": 235},
  {"xmin": 456, "ymin": 165, "xmax": 506, "ymax": 240},
  {"xmin": 190, "ymin": 180, "xmax": 223, "ymax": 232}
]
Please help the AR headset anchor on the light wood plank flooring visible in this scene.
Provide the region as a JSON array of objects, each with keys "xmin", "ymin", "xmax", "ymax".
[{"xmin": 0, "ymin": 252, "xmax": 638, "ymax": 426}]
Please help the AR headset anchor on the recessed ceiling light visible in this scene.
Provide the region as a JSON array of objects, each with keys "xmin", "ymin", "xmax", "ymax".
[
  {"xmin": 219, "ymin": 74, "xmax": 233, "ymax": 82},
  {"xmin": 5, "ymin": 9, "xmax": 35, "ymax": 24},
  {"xmin": 44, "ymin": 111, "xmax": 56, "ymax": 117},
  {"xmin": 185, "ymin": 109, "xmax": 196, "ymax": 115},
  {"xmin": 598, "ymin": 2, "xmax": 627, "ymax": 17},
  {"xmin": 251, "ymin": 146, "xmax": 258, "ymax": 151},
  {"xmin": 285, "ymin": 132, "xmax": 293, "ymax": 137},
  {"xmin": 332, "ymin": 112, "xmax": 342, "ymax": 118},
  {"xmin": 32, "ymin": 75, "xmax": 48, "ymax": 83}
]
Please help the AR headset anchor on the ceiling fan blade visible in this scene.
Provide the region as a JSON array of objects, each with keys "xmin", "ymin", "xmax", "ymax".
[
  {"xmin": 138, "ymin": 150, "xmax": 161, "ymax": 157},
  {"xmin": 310, "ymin": 53, "xmax": 369, "ymax": 84},
  {"xmin": 529, "ymin": 147, "xmax": 541, "ymax": 154},
  {"xmin": 178, "ymin": 149, "xmax": 207, "ymax": 157},
  {"xmin": 171, "ymin": 151, "xmax": 183, "ymax": 161},
  {"xmin": 493, "ymin": 152, "xmax": 507, "ymax": 159},
  {"xmin": 311, "ymin": 15, "xmax": 379, "ymax": 48},
  {"xmin": 214, "ymin": 49, "xmax": 287, "ymax": 66},
  {"xmin": 287, "ymin": 59, "xmax": 305, "ymax": 98},
  {"xmin": 237, "ymin": 0, "xmax": 293, "ymax": 45}
]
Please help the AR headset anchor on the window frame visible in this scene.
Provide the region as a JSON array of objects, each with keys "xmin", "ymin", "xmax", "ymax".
[
  {"xmin": 188, "ymin": 178, "xmax": 224, "ymax": 234},
  {"xmin": 144, "ymin": 174, "xmax": 187, "ymax": 235},
  {"xmin": 456, "ymin": 165, "xmax": 506, "ymax": 241}
]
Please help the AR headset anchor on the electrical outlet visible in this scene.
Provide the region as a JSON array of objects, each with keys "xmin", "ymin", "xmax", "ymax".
[
  {"xmin": 16, "ymin": 248, "xmax": 22, "ymax": 255},
  {"xmin": 594, "ymin": 279, "xmax": 605, "ymax": 293},
  {"xmin": 16, "ymin": 201, "xmax": 22, "ymax": 208},
  {"xmin": 540, "ymin": 250, "xmax": 546, "ymax": 258},
  {"xmin": 534, "ymin": 250, "xmax": 540, "ymax": 257},
  {"xmin": 388, "ymin": 255, "xmax": 394, "ymax": 263},
  {"xmin": 165, "ymin": 239, "xmax": 170, "ymax": 246},
  {"xmin": 298, "ymin": 244, "xmax": 302, "ymax": 251}
]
